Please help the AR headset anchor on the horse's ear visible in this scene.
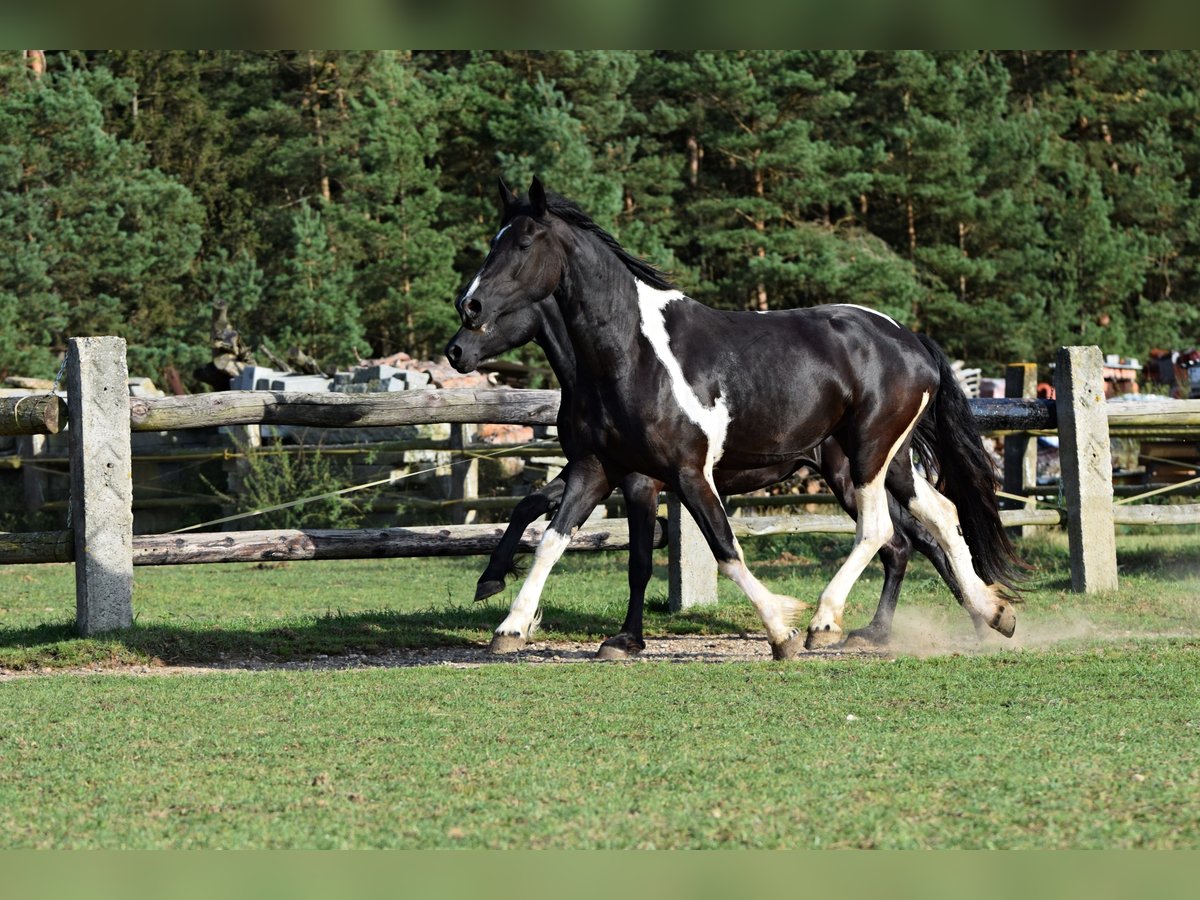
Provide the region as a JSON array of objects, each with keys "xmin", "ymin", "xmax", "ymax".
[
  {"xmin": 529, "ymin": 177, "xmax": 548, "ymax": 218},
  {"xmin": 497, "ymin": 177, "xmax": 516, "ymax": 213}
]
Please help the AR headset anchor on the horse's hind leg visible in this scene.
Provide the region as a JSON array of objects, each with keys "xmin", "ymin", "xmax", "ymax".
[
  {"xmin": 672, "ymin": 470, "xmax": 808, "ymax": 660},
  {"xmin": 898, "ymin": 499, "xmax": 991, "ymax": 637},
  {"xmin": 491, "ymin": 456, "xmax": 615, "ymax": 654},
  {"xmin": 842, "ymin": 533, "xmax": 909, "ymax": 649},
  {"xmin": 475, "ymin": 475, "xmax": 565, "ymax": 601},
  {"xmin": 596, "ymin": 474, "xmax": 661, "ymax": 660},
  {"xmin": 905, "ymin": 473, "xmax": 1016, "ymax": 637},
  {"xmin": 807, "ymin": 395, "xmax": 930, "ymax": 649},
  {"xmin": 819, "ymin": 442, "xmax": 912, "ymax": 649}
]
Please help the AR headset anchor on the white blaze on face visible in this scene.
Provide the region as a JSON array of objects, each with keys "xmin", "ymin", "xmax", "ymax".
[
  {"xmin": 832, "ymin": 304, "xmax": 901, "ymax": 328},
  {"xmin": 636, "ymin": 280, "xmax": 731, "ymax": 492},
  {"xmin": 459, "ymin": 224, "xmax": 513, "ymax": 310}
]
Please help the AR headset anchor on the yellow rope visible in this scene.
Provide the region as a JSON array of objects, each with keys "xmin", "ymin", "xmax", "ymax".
[
  {"xmin": 995, "ymin": 489, "xmax": 1039, "ymax": 506},
  {"xmin": 1114, "ymin": 473, "xmax": 1200, "ymax": 506}
]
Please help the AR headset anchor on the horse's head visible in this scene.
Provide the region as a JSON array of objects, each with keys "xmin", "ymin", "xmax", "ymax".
[
  {"xmin": 447, "ymin": 178, "xmax": 566, "ymax": 373},
  {"xmin": 445, "ymin": 289, "xmax": 558, "ymax": 373}
]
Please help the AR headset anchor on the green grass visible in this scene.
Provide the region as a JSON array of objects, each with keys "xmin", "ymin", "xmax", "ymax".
[
  {"xmin": 1, "ymin": 530, "xmax": 1198, "ymax": 670},
  {"xmin": 1, "ymin": 531, "xmax": 1198, "ymax": 848},
  {"xmin": 2, "ymin": 642, "xmax": 1198, "ymax": 848}
]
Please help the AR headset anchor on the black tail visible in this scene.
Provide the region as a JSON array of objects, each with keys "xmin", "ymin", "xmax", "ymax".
[{"xmin": 913, "ymin": 333, "xmax": 1025, "ymax": 595}]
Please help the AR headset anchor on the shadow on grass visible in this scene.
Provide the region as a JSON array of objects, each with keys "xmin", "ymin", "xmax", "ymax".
[
  {"xmin": 1115, "ymin": 545, "xmax": 1200, "ymax": 580},
  {"xmin": 0, "ymin": 602, "xmax": 750, "ymax": 670}
]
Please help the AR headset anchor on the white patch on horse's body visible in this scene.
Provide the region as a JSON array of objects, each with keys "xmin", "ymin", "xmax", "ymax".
[
  {"xmin": 807, "ymin": 391, "xmax": 929, "ymax": 637},
  {"xmin": 635, "ymin": 280, "xmax": 731, "ymax": 494},
  {"xmin": 831, "ymin": 304, "xmax": 901, "ymax": 329},
  {"xmin": 494, "ymin": 527, "xmax": 570, "ymax": 638}
]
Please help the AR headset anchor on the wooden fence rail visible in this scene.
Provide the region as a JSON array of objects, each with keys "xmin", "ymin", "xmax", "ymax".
[{"xmin": 4, "ymin": 338, "xmax": 1200, "ymax": 635}]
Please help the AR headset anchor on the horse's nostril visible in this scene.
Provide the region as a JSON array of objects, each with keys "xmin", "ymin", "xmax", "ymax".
[{"xmin": 447, "ymin": 343, "xmax": 462, "ymax": 363}]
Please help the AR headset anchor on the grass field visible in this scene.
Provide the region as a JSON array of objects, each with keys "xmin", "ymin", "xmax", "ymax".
[{"xmin": 2, "ymin": 530, "xmax": 1198, "ymax": 848}]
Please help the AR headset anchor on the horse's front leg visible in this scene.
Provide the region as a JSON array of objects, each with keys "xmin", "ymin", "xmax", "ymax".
[
  {"xmin": 490, "ymin": 456, "xmax": 616, "ymax": 654},
  {"xmin": 672, "ymin": 471, "xmax": 808, "ymax": 660},
  {"xmin": 474, "ymin": 476, "xmax": 565, "ymax": 601},
  {"xmin": 596, "ymin": 474, "xmax": 661, "ymax": 660}
]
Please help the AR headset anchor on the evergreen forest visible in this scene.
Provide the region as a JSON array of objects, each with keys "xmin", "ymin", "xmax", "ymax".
[{"xmin": 3, "ymin": 50, "xmax": 1200, "ymax": 385}]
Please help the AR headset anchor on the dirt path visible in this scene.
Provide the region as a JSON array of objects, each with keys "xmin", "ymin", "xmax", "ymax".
[
  {"xmin": 1, "ymin": 633, "xmax": 890, "ymax": 679},
  {"xmin": 4, "ymin": 611, "xmax": 1178, "ymax": 680}
]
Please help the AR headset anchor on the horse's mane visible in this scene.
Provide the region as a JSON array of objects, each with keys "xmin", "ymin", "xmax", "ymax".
[{"xmin": 544, "ymin": 193, "xmax": 676, "ymax": 291}]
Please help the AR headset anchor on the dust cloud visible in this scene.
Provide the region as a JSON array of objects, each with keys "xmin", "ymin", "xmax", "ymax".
[{"xmin": 885, "ymin": 606, "xmax": 1102, "ymax": 658}]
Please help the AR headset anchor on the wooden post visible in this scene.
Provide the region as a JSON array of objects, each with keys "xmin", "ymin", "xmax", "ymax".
[
  {"xmin": 67, "ymin": 337, "xmax": 134, "ymax": 634},
  {"xmin": 449, "ymin": 423, "xmax": 478, "ymax": 525},
  {"xmin": 667, "ymin": 492, "xmax": 718, "ymax": 611},
  {"xmin": 19, "ymin": 433, "xmax": 50, "ymax": 514},
  {"xmin": 0, "ymin": 394, "xmax": 66, "ymax": 435},
  {"xmin": 1054, "ymin": 346, "xmax": 1118, "ymax": 593},
  {"xmin": 1003, "ymin": 363, "xmax": 1039, "ymax": 538}
]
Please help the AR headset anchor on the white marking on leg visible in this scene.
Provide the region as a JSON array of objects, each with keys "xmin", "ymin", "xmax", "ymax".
[
  {"xmin": 908, "ymin": 475, "xmax": 1004, "ymax": 623},
  {"xmin": 809, "ymin": 393, "xmax": 929, "ymax": 636},
  {"xmin": 636, "ymin": 280, "xmax": 730, "ymax": 493},
  {"xmin": 718, "ymin": 553, "xmax": 805, "ymax": 646},
  {"xmin": 808, "ymin": 471, "xmax": 894, "ymax": 635},
  {"xmin": 495, "ymin": 528, "xmax": 570, "ymax": 637}
]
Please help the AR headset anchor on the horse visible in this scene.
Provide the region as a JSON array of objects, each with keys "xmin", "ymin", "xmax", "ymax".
[
  {"xmin": 446, "ymin": 223, "xmax": 985, "ymax": 657},
  {"xmin": 452, "ymin": 177, "xmax": 1022, "ymax": 659}
]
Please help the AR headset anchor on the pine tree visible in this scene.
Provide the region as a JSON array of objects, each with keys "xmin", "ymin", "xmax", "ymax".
[
  {"xmin": 269, "ymin": 201, "xmax": 362, "ymax": 368},
  {"xmin": 332, "ymin": 51, "xmax": 459, "ymax": 360},
  {"xmin": 0, "ymin": 53, "xmax": 203, "ymax": 378}
]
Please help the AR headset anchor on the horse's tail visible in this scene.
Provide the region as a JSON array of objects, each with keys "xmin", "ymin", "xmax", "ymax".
[{"xmin": 913, "ymin": 332, "xmax": 1025, "ymax": 595}]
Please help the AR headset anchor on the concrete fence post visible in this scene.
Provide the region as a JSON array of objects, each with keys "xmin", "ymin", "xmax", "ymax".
[
  {"xmin": 667, "ymin": 492, "xmax": 718, "ymax": 611},
  {"xmin": 1054, "ymin": 346, "xmax": 1118, "ymax": 593},
  {"xmin": 67, "ymin": 337, "xmax": 134, "ymax": 634},
  {"xmin": 1003, "ymin": 362, "xmax": 1040, "ymax": 539}
]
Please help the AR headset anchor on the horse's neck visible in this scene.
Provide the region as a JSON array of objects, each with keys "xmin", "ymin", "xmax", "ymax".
[
  {"xmin": 557, "ymin": 240, "xmax": 647, "ymax": 377},
  {"xmin": 534, "ymin": 307, "xmax": 577, "ymax": 397}
]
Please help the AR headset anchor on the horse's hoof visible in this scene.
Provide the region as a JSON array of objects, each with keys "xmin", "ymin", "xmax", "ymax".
[
  {"xmin": 489, "ymin": 633, "xmax": 527, "ymax": 654},
  {"xmin": 804, "ymin": 626, "xmax": 842, "ymax": 650},
  {"xmin": 596, "ymin": 635, "xmax": 644, "ymax": 660},
  {"xmin": 474, "ymin": 579, "xmax": 505, "ymax": 603},
  {"xmin": 771, "ymin": 630, "xmax": 807, "ymax": 660},
  {"xmin": 991, "ymin": 602, "xmax": 1016, "ymax": 638},
  {"xmin": 842, "ymin": 629, "xmax": 887, "ymax": 650}
]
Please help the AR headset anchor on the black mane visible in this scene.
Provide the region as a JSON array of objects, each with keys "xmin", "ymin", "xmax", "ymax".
[{"xmin": 544, "ymin": 193, "xmax": 676, "ymax": 292}]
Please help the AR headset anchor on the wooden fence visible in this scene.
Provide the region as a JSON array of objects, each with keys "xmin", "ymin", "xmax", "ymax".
[{"xmin": 3, "ymin": 337, "xmax": 1200, "ymax": 636}]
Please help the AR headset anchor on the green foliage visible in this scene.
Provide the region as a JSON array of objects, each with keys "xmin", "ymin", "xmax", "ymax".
[
  {"xmin": 269, "ymin": 201, "xmax": 363, "ymax": 368},
  {"xmin": 212, "ymin": 439, "xmax": 374, "ymax": 531},
  {"xmin": 4, "ymin": 50, "xmax": 1200, "ymax": 380}
]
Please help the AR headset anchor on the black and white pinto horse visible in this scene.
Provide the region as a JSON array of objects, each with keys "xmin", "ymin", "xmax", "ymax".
[
  {"xmin": 452, "ymin": 178, "xmax": 1021, "ymax": 659},
  {"xmin": 446, "ymin": 211, "xmax": 986, "ymax": 657}
]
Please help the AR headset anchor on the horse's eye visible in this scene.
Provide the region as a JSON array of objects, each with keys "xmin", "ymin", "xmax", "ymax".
[{"xmin": 518, "ymin": 236, "xmax": 533, "ymax": 250}]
